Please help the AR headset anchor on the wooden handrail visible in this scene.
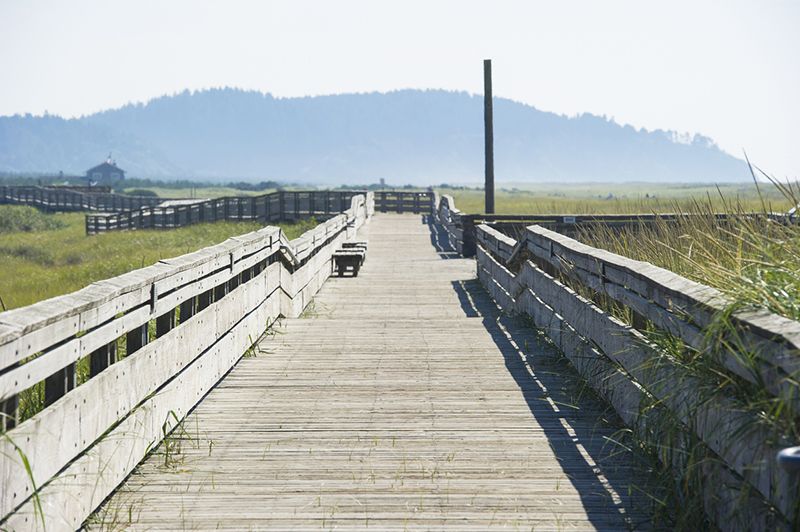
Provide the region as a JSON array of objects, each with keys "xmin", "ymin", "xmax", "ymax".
[
  {"xmin": 0, "ymin": 193, "xmax": 374, "ymax": 529},
  {"xmin": 474, "ymin": 222, "xmax": 800, "ymax": 529}
]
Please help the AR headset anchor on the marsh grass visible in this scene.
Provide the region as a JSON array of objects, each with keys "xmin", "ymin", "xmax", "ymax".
[
  {"xmin": 444, "ymin": 182, "xmax": 794, "ymax": 215},
  {"xmin": 0, "ymin": 209, "xmax": 320, "ymax": 310},
  {"xmin": 0, "ymin": 205, "xmax": 66, "ymax": 233},
  {"xmin": 552, "ymin": 175, "xmax": 800, "ymax": 526}
]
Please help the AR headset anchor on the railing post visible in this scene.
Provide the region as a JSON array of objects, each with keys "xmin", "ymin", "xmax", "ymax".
[
  {"xmin": 44, "ymin": 363, "xmax": 76, "ymax": 407},
  {"xmin": 179, "ymin": 296, "xmax": 196, "ymax": 323},
  {"xmin": 0, "ymin": 393, "xmax": 18, "ymax": 431},
  {"xmin": 126, "ymin": 322, "xmax": 149, "ymax": 355},
  {"xmin": 462, "ymin": 215, "xmax": 478, "ymax": 257},
  {"xmin": 90, "ymin": 341, "xmax": 117, "ymax": 376},
  {"xmin": 156, "ymin": 309, "xmax": 176, "ymax": 337}
]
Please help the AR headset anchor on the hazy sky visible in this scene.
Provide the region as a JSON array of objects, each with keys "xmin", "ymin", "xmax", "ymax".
[{"xmin": 1, "ymin": 0, "xmax": 798, "ymax": 179}]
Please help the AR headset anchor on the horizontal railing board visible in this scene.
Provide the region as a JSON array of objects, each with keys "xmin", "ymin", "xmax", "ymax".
[
  {"xmin": 523, "ymin": 234, "xmax": 797, "ymax": 405},
  {"xmin": 523, "ymin": 225, "xmax": 800, "ymax": 389}
]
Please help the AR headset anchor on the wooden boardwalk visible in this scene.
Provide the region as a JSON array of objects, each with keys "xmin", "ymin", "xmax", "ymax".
[{"xmin": 92, "ymin": 214, "xmax": 655, "ymax": 530}]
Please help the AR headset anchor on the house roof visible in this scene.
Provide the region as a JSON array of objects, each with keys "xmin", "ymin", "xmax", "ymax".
[{"xmin": 86, "ymin": 161, "xmax": 125, "ymax": 174}]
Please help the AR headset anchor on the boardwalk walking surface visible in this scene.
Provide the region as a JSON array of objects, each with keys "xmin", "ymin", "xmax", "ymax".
[{"xmin": 92, "ymin": 214, "xmax": 656, "ymax": 530}]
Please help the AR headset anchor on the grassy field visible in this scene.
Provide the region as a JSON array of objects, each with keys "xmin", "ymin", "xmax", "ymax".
[
  {"xmin": 0, "ymin": 206, "xmax": 317, "ymax": 311},
  {"xmin": 441, "ymin": 182, "xmax": 794, "ymax": 214}
]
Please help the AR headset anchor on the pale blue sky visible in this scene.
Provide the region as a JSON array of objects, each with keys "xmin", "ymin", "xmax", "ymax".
[{"xmin": 1, "ymin": 0, "xmax": 797, "ymax": 178}]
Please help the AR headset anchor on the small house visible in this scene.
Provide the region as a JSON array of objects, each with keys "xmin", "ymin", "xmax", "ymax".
[{"xmin": 86, "ymin": 158, "xmax": 125, "ymax": 183}]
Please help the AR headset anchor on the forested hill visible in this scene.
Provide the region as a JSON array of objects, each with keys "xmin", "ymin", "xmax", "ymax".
[{"xmin": 0, "ymin": 88, "xmax": 747, "ymax": 184}]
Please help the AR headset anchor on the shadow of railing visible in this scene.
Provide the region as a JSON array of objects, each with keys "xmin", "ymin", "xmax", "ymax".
[
  {"xmin": 423, "ymin": 214, "xmax": 460, "ymax": 259},
  {"xmin": 421, "ymin": 216, "xmax": 658, "ymax": 529},
  {"xmin": 449, "ymin": 278, "xmax": 657, "ymax": 529}
]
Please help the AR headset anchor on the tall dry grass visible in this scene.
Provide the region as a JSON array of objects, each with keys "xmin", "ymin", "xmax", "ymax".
[{"xmin": 568, "ymin": 172, "xmax": 800, "ymax": 527}]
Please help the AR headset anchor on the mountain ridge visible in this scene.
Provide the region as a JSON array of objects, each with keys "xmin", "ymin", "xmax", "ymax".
[{"xmin": 0, "ymin": 88, "xmax": 747, "ymax": 184}]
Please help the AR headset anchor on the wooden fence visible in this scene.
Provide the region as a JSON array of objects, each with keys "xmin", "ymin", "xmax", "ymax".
[
  {"xmin": 0, "ymin": 185, "xmax": 165, "ymax": 212},
  {"xmin": 1, "ymin": 186, "xmax": 432, "ymax": 234},
  {"xmin": 431, "ymin": 192, "xmax": 796, "ymax": 257},
  {"xmin": 0, "ymin": 193, "xmax": 374, "ymax": 530},
  {"xmin": 84, "ymin": 191, "xmax": 432, "ymax": 235},
  {"xmin": 83, "ymin": 191, "xmax": 364, "ymax": 234},
  {"xmin": 454, "ymin": 200, "xmax": 800, "ymax": 530}
]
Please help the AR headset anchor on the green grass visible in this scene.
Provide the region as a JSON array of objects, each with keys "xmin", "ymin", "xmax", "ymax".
[
  {"xmin": 0, "ymin": 205, "xmax": 67, "ymax": 233},
  {"xmin": 0, "ymin": 209, "xmax": 319, "ymax": 311},
  {"xmin": 575, "ymin": 181, "xmax": 800, "ymax": 322},
  {"xmin": 441, "ymin": 182, "xmax": 794, "ymax": 215}
]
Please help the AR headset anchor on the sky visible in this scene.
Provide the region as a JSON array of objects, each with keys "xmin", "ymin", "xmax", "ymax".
[{"xmin": 1, "ymin": 0, "xmax": 798, "ymax": 179}]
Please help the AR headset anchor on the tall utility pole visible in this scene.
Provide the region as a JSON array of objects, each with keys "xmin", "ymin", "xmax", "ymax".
[{"xmin": 484, "ymin": 59, "xmax": 495, "ymax": 214}]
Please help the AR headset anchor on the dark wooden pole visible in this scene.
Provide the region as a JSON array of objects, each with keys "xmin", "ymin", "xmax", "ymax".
[{"xmin": 484, "ymin": 59, "xmax": 495, "ymax": 214}]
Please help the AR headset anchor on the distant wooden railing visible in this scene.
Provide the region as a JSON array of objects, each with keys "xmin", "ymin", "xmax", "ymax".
[
  {"xmin": 84, "ymin": 190, "xmax": 364, "ymax": 234},
  {"xmin": 431, "ymin": 192, "xmax": 796, "ymax": 257},
  {"xmin": 84, "ymin": 190, "xmax": 433, "ymax": 235},
  {"xmin": 474, "ymin": 221, "xmax": 800, "ymax": 531},
  {"xmin": 0, "ymin": 185, "xmax": 166, "ymax": 212},
  {"xmin": 1, "ymin": 186, "xmax": 432, "ymax": 235},
  {"xmin": 0, "ymin": 192, "xmax": 374, "ymax": 530},
  {"xmin": 373, "ymin": 190, "xmax": 433, "ymax": 214}
]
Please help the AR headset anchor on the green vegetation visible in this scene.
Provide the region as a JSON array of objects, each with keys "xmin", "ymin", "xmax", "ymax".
[
  {"xmin": 441, "ymin": 182, "xmax": 794, "ymax": 214},
  {"xmin": 557, "ymin": 178, "xmax": 800, "ymax": 527},
  {"xmin": 122, "ymin": 188, "xmax": 160, "ymax": 197},
  {"xmin": 576, "ymin": 180, "xmax": 800, "ymax": 321},
  {"xmin": 0, "ymin": 205, "xmax": 66, "ymax": 233},
  {"xmin": 0, "ymin": 209, "xmax": 319, "ymax": 311}
]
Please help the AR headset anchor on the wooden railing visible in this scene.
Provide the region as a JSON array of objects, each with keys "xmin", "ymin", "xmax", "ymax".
[
  {"xmin": 1, "ymin": 185, "xmax": 166, "ymax": 212},
  {"xmin": 0, "ymin": 192, "xmax": 374, "ymax": 530},
  {"xmin": 373, "ymin": 190, "xmax": 433, "ymax": 214},
  {"xmin": 84, "ymin": 190, "xmax": 432, "ymax": 235},
  {"xmin": 474, "ymin": 220, "xmax": 800, "ymax": 531},
  {"xmin": 2, "ymin": 186, "xmax": 433, "ymax": 234},
  {"xmin": 84, "ymin": 190, "xmax": 364, "ymax": 234},
  {"xmin": 431, "ymin": 192, "xmax": 464, "ymax": 252},
  {"xmin": 431, "ymin": 193, "xmax": 796, "ymax": 257}
]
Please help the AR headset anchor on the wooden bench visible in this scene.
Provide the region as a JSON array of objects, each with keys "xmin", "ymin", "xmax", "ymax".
[
  {"xmin": 341, "ymin": 240, "xmax": 368, "ymax": 251},
  {"xmin": 332, "ymin": 243, "xmax": 367, "ymax": 277}
]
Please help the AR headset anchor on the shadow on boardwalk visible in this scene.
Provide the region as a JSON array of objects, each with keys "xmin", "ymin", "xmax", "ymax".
[{"xmin": 437, "ymin": 222, "xmax": 663, "ymax": 530}]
